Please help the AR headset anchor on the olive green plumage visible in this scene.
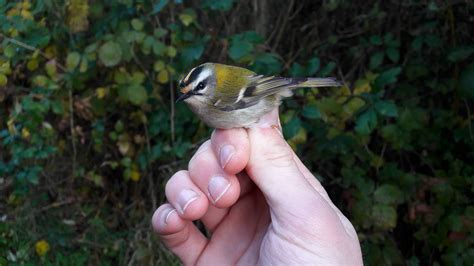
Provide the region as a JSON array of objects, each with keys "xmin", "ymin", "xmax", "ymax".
[{"xmin": 177, "ymin": 62, "xmax": 342, "ymax": 128}]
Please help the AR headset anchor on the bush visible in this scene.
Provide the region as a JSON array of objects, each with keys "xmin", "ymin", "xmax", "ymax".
[{"xmin": 1, "ymin": 0, "xmax": 473, "ymax": 264}]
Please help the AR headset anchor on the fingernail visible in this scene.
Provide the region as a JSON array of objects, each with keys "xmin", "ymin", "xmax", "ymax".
[
  {"xmin": 164, "ymin": 208, "xmax": 177, "ymax": 225},
  {"xmin": 219, "ymin": 145, "xmax": 235, "ymax": 169},
  {"xmin": 208, "ymin": 176, "xmax": 231, "ymax": 204},
  {"xmin": 176, "ymin": 189, "xmax": 199, "ymax": 214}
]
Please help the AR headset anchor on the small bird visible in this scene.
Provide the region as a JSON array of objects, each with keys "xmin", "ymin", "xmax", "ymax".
[{"xmin": 177, "ymin": 63, "xmax": 342, "ymax": 129}]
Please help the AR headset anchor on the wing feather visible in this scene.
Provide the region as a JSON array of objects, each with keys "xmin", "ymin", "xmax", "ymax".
[{"xmin": 213, "ymin": 75, "xmax": 341, "ymax": 111}]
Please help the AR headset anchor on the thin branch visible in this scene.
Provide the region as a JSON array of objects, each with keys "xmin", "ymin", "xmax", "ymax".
[
  {"xmin": 0, "ymin": 33, "xmax": 67, "ymax": 72},
  {"xmin": 69, "ymin": 89, "xmax": 77, "ymax": 178}
]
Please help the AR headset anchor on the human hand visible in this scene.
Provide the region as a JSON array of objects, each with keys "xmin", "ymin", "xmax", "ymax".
[{"xmin": 152, "ymin": 108, "xmax": 363, "ymax": 265}]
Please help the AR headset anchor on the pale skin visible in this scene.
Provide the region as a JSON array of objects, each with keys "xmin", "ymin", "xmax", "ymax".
[{"xmin": 152, "ymin": 108, "xmax": 363, "ymax": 265}]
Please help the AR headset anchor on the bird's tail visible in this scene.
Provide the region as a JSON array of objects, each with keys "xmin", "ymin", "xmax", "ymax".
[{"xmin": 291, "ymin": 77, "xmax": 342, "ymax": 88}]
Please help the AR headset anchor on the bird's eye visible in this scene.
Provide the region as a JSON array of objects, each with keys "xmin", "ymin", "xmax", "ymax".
[{"xmin": 196, "ymin": 82, "xmax": 205, "ymax": 91}]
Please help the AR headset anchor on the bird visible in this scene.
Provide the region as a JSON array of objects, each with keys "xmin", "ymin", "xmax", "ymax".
[{"xmin": 176, "ymin": 62, "xmax": 342, "ymax": 129}]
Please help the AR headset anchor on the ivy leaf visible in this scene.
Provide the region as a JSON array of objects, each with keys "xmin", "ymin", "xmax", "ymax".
[
  {"xmin": 98, "ymin": 41, "xmax": 122, "ymax": 67},
  {"xmin": 66, "ymin": 52, "xmax": 81, "ymax": 71},
  {"xmin": 375, "ymin": 100, "xmax": 398, "ymax": 117},
  {"xmin": 374, "ymin": 184, "xmax": 403, "ymax": 205},
  {"xmin": 355, "ymin": 108, "xmax": 377, "ymax": 135}
]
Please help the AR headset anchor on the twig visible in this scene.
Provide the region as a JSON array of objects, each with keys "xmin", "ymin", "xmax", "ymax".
[
  {"xmin": 464, "ymin": 99, "xmax": 473, "ymax": 140},
  {"xmin": 0, "ymin": 33, "xmax": 67, "ymax": 72},
  {"xmin": 69, "ymin": 89, "xmax": 77, "ymax": 177},
  {"xmin": 169, "ymin": 82, "xmax": 175, "ymax": 144}
]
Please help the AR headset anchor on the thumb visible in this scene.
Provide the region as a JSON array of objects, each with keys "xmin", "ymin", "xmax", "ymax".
[{"xmin": 246, "ymin": 108, "xmax": 334, "ymax": 219}]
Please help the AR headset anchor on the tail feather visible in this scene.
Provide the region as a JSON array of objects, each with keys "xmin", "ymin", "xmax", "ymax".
[{"xmin": 293, "ymin": 77, "xmax": 342, "ymax": 88}]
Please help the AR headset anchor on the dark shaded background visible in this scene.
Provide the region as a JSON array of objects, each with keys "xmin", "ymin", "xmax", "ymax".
[{"xmin": 1, "ymin": 0, "xmax": 473, "ymax": 264}]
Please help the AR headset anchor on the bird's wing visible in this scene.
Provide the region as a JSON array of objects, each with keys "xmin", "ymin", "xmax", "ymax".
[{"xmin": 213, "ymin": 75, "xmax": 341, "ymax": 111}]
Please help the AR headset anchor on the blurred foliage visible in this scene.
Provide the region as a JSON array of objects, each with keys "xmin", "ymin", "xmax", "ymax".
[{"xmin": 1, "ymin": 0, "xmax": 473, "ymax": 265}]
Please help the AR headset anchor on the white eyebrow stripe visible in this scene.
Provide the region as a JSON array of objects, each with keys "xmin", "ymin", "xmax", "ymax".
[
  {"xmin": 183, "ymin": 67, "xmax": 196, "ymax": 83},
  {"xmin": 234, "ymin": 87, "xmax": 246, "ymax": 103}
]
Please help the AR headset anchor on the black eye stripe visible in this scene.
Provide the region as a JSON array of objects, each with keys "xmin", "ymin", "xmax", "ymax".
[
  {"xmin": 195, "ymin": 77, "xmax": 209, "ymax": 91},
  {"xmin": 184, "ymin": 65, "xmax": 204, "ymax": 86}
]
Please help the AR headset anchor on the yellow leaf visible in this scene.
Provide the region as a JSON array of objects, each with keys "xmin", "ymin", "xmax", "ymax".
[
  {"xmin": 157, "ymin": 69, "xmax": 169, "ymax": 84},
  {"xmin": 7, "ymin": 8, "xmax": 19, "ymax": 18},
  {"xmin": 166, "ymin": 46, "xmax": 177, "ymax": 58},
  {"xmin": 96, "ymin": 87, "xmax": 107, "ymax": 99},
  {"xmin": 20, "ymin": 9, "xmax": 33, "ymax": 20},
  {"xmin": 130, "ymin": 168, "xmax": 140, "ymax": 182},
  {"xmin": 0, "ymin": 74, "xmax": 7, "ymax": 86},
  {"xmin": 288, "ymin": 128, "xmax": 307, "ymax": 150},
  {"xmin": 35, "ymin": 240, "xmax": 50, "ymax": 256},
  {"xmin": 67, "ymin": 0, "xmax": 89, "ymax": 33},
  {"xmin": 44, "ymin": 46, "xmax": 57, "ymax": 59},
  {"xmin": 0, "ymin": 60, "xmax": 12, "ymax": 75},
  {"xmin": 7, "ymin": 118, "xmax": 16, "ymax": 135},
  {"xmin": 179, "ymin": 13, "xmax": 194, "ymax": 26},
  {"xmin": 153, "ymin": 60, "xmax": 165, "ymax": 72},
  {"xmin": 21, "ymin": 127, "xmax": 30, "ymax": 139},
  {"xmin": 353, "ymin": 79, "xmax": 371, "ymax": 95},
  {"xmin": 22, "ymin": 1, "xmax": 32, "ymax": 9},
  {"xmin": 27, "ymin": 59, "xmax": 39, "ymax": 71}
]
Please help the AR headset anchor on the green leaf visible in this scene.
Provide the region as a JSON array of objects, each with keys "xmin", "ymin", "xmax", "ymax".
[
  {"xmin": 202, "ymin": 0, "xmax": 235, "ymax": 11},
  {"xmin": 66, "ymin": 52, "xmax": 81, "ymax": 71},
  {"xmin": 374, "ymin": 67, "xmax": 401, "ymax": 89},
  {"xmin": 386, "ymin": 48, "xmax": 400, "ymax": 63},
  {"xmin": 98, "ymin": 41, "xmax": 122, "ymax": 67},
  {"xmin": 374, "ymin": 184, "xmax": 403, "ymax": 205},
  {"xmin": 458, "ymin": 64, "xmax": 474, "ymax": 100},
  {"xmin": 283, "ymin": 117, "xmax": 301, "ymax": 139},
  {"xmin": 302, "ymin": 105, "xmax": 321, "ymax": 119},
  {"xmin": 128, "ymin": 85, "xmax": 148, "ymax": 105},
  {"xmin": 228, "ymin": 40, "xmax": 253, "ymax": 61},
  {"xmin": 306, "ymin": 57, "xmax": 320, "ymax": 75},
  {"xmin": 166, "ymin": 46, "xmax": 177, "ymax": 57},
  {"xmin": 319, "ymin": 61, "xmax": 337, "ymax": 77},
  {"xmin": 369, "ymin": 35, "xmax": 383, "ymax": 46},
  {"xmin": 4, "ymin": 45, "xmax": 16, "ymax": 58},
  {"xmin": 374, "ymin": 100, "xmax": 398, "ymax": 117},
  {"xmin": 372, "ymin": 204, "xmax": 397, "ymax": 230},
  {"xmin": 131, "ymin": 19, "xmax": 144, "ymax": 31},
  {"xmin": 152, "ymin": 0, "xmax": 169, "ymax": 14},
  {"xmin": 369, "ymin": 52, "xmax": 384, "ymax": 69},
  {"xmin": 447, "ymin": 46, "xmax": 474, "ymax": 63},
  {"xmin": 355, "ymin": 109, "xmax": 377, "ymax": 135},
  {"xmin": 289, "ymin": 63, "xmax": 304, "ymax": 77}
]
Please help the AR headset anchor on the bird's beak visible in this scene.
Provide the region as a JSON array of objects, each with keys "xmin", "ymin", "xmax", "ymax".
[
  {"xmin": 176, "ymin": 92, "xmax": 192, "ymax": 103},
  {"xmin": 176, "ymin": 84, "xmax": 193, "ymax": 103}
]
